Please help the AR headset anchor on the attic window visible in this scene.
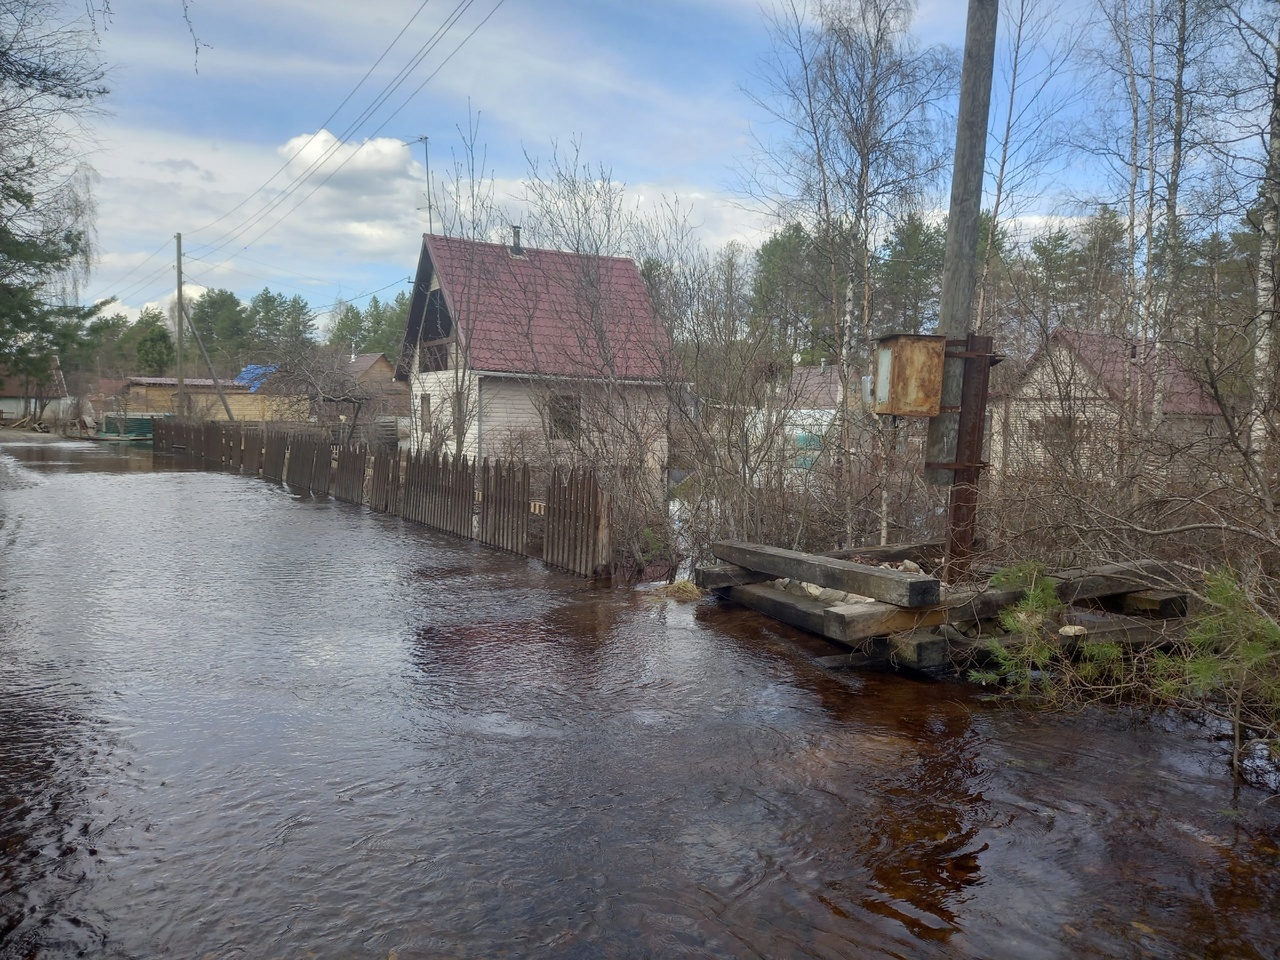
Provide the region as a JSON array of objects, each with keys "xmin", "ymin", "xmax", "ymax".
[{"xmin": 548, "ymin": 393, "xmax": 580, "ymax": 441}]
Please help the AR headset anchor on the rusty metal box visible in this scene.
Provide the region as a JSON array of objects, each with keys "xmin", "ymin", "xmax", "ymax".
[{"xmin": 873, "ymin": 334, "xmax": 946, "ymax": 416}]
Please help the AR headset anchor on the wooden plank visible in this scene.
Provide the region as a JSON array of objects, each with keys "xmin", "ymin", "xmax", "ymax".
[
  {"xmin": 814, "ymin": 647, "xmax": 885, "ymax": 670},
  {"xmin": 1053, "ymin": 561, "xmax": 1174, "ymax": 603},
  {"xmin": 723, "ymin": 583, "xmax": 829, "ymax": 636},
  {"xmin": 712, "ymin": 540, "xmax": 940, "ymax": 607},
  {"xmin": 889, "ymin": 629, "xmax": 950, "ymax": 669},
  {"xmin": 1113, "ymin": 588, "xmax": 1188, "ymax": 619},
  {"xmin": 696, "ymin": 539, "xmax": 942, "ymax": 591}
]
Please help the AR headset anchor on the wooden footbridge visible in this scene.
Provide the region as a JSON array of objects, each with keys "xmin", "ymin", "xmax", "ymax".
[{"xmin": 695, "ymin": 540, "xmax": 1184, "ymax": 672}]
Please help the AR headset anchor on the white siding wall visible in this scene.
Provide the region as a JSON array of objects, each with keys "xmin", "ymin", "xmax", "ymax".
[
  {"xmin": 989, "ymin": 342, "xmax": 1225, "ymax": 481},
  {"xmin": 407, "ymin": 353, "xmax": 479, "ymax": 458}
]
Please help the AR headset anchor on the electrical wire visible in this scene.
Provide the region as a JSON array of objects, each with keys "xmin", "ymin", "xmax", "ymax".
[
  {"xmin": 193, "ymin": 0, "xmax": 505, "ymax": 272},
  {"xmin": 187, "ymin": 0, "xmax": 480, "ymax": 259},
  {"xmin": 86, "ymin": 238, "xmax": 173, "ymax": 305},
  {"xmin": 107, "ymin": 260, "xmax": 177, "ymax": 308},
  {"xmin": 183, "ymin": 255, "xmax": 326, "ymax": 296},
  {"xmin": 95, "ymin": 0, "xmax": 504, "ymax": 318},
  {"xmin": 185, "ymin": 0, "xmax": 437, "ymax": 239},
  {"xmin": 311, "ymin": 276, "xmax": 412, "ymax": 316}
]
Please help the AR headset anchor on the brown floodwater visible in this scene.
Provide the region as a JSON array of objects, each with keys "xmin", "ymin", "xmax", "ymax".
[{"xmin": 0, "ymin": 434, "xmax": 1277, "ymax": 959}]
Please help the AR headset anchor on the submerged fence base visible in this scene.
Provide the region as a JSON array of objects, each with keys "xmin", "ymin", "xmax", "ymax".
[{"xmin": 153, "ymin": 418, "xmax": 610, "ymax": 578}]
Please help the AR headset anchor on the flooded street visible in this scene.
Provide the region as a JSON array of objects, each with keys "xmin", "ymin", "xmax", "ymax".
[{"xmin": 1, "ymin": 433, "xmax": 1277, "ymax": 959}]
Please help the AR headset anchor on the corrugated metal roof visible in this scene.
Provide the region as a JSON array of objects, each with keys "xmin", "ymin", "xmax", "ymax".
[
  {"xmin": 1048, "ymin": 327, "xmax": 1220, "ymax": 417},
  {"xmin": 348, "ymin": 353, "xmax": 387, "ymax": 379},
  {"xmin": 405, "ymin": 234, "xmax": 672, "ymax": 382},
  {"xmin": 127, "ymin": 376, "xmax": 252, "ymax": 392}
]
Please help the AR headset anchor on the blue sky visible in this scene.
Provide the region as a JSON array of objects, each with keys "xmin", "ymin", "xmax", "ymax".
[{"xmin": 82, "ymin": 0, "xmax": 980, "ymax": 328}]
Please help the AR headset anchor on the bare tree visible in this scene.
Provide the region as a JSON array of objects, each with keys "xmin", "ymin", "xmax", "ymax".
[{"xmin": 747, "ymin": 0, "xmax": 956, "ymax": 544}]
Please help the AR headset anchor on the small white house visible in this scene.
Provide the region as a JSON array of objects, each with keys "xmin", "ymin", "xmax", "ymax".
[
  {"xmin": 990, "ymin": 327, "xmax": 1225, "ymax": 480},
  {"xmin": 396, "ymin": 231, "xmax": 673, "ymax": 474},
  {"xmin": 0, "ymin": 357, "xmax": 70, "ymax": 423}
]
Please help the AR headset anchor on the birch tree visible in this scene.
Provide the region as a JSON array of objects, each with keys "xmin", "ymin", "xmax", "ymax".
[{"xmin": 749, "ymin": 0, "xmax": 956, "ymax": 544}]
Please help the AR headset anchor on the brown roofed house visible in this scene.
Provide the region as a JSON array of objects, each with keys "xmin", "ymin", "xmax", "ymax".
[
  {"xmin": 397, "ymin": 230, "xmax": 673, "ymax": 473},
  {"xmin": 989, "ymin": 326, "xmax": 1226, "ymax": 481}
]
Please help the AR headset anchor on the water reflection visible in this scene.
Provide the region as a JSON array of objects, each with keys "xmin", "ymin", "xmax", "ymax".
[{"xmin": 0, "ymin": 434, "xmax": 1276, "ymax": 959}]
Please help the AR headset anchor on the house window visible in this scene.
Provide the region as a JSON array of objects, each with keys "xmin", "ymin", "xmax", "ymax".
[
  {"xmin": 1031, "ymin": 415, "xmax": 1090, "ymax": 447},
  {"xmin": 548, "ymin": 393, "xmax": 580, "ymax": 441}
]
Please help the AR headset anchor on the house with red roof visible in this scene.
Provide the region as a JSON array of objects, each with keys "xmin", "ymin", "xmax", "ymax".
[
  {"xmin": 990, "ymin": 326, "xmax": 1226, "ymax": 480},
  {"xmin": 396, "ymin": 230, "xmax": 673, "ymax": 470}
]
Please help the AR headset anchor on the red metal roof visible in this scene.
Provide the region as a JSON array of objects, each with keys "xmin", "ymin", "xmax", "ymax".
[
  {"xmin": 1048, "ymin": 327, "xmax": 1220, "ymax": 417},
  {"xmin": 409, "ymin": 234, "xmax": 672, "ymax": 381},
  {"xmin": 0, "ymin": 360, "xmax": 68, "ymax": 399},
  {"xmin": 788, "ymin": 364, "xmax": 843, "ymax": 409}
]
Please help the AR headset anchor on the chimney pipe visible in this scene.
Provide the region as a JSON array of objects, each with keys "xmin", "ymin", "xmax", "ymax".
[{"xmin": 511, "ymin": 225, "xmax": 524, "ymax": 256}]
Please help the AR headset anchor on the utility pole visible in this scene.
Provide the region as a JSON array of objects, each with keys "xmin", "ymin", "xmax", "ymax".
[
  {"xmin": 922, "ymin": 0, "xmax": 999, "ymax": 576},
  {"xmin": 410, "ymin": 135, "xmax": 432, "ymax": 234},
  {"xmin": 175, "ymin": 232, "xmax": 185, "ymax": 418}
]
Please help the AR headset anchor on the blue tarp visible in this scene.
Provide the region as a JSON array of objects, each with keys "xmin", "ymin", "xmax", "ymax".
[{"xmin": 233, "ymin": 364, "xmax": 276, "ymax": 393}]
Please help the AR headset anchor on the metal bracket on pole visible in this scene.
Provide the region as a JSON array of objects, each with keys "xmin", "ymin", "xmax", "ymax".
[{"xmin": 942, "ymin": 333, "xmax": 995, "ymax": 581}]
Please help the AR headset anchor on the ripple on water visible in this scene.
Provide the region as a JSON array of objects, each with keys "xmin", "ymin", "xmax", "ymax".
[{"xmin": 0, "ymin": 440, "xmax": 1277, "ymax": 959}]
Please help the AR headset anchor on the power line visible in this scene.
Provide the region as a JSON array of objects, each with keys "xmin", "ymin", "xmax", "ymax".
[
  {"xmin": 184, "ymin": 255, "xmax": 330, "ymax": 295},
  {"xmin": 86, "ymin": 238, "xmax": 172, "ymax": 305},
  {"xmin": 108, "ymin": 260, "xmax": 178, "ymax": 308},
  {"xmin": 195, "ymin": 0, "xmax": 506, "ymax": 270},
  {"xmin": 187, "ymin": 0, "xmax": 481, "ymax": 259},
  {"xmin": 95, "ymin": 0, "xmax": 505, "ymax": 319},
  {"xmin": 311, "ymin": 276, "xmax": 413, "ymax": 316},
  {"xmin": 185, "ymin": 0, "xmax": 437, "ymax": 240}
]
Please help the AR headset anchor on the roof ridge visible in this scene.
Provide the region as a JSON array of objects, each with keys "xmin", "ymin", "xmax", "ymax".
[{"xmin": 424, "ymin": 233, "xmax": 639, "ymax": 266}]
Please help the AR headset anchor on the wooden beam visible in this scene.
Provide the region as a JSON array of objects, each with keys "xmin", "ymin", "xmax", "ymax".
[
  {"xmin": 890, "ymin": 629, "xmax": 951, "ymax": 670},
  {"xmin": 696, "ymin": 539, "xmax": 942, "ymax": 591},
  {"xmin": 824, "ymin": 564, "xmax": 1176, "ymax": 646},
  {"xmin": 1052, "ymin": 561, "xmax": 1174, "ymax": 603},
  {"xmin": 1056, "ymin": 615, "xmax": 1179, "ymax": 649},
  {"xmin": 1112, "ymin": 588, "xmax": 1188, "ymax": 619},
  {"xmin": 815, "ymin": 646, "xmax": 886, "ymax": 670},
  {"xmin": 711, "ymin": 540, "xmax": 940, "ymax": 607},
  {"xmin": 722, "ymin": 583, "xmax": 829, "ymax": 636},
  {"xmin": 823, "ymin": 587, "xmax": 1024, "ymax": 645}
]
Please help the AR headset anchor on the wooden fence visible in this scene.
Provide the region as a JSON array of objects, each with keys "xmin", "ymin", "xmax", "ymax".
[
  {"xmin": 150, "ymin": 418, "xmax": 611, "ymax": 577},
  {"xmin": 478, "ymin": 458, "xmax": 530, "ymax": 556}
]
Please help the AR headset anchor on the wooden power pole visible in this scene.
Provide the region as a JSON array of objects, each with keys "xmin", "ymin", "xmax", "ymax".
[
  {"xmin": 923, "ymin": 0, "xmax": 999, "ymax": 576},
  {"xmin": 175, "ymin": 232, "xmax": 186, "ymax": 418}
]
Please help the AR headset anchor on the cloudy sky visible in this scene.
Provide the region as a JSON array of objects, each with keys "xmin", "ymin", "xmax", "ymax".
[{"xmin": 83, "ymin": 0, "xmax": 979, "ymax": 328}]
